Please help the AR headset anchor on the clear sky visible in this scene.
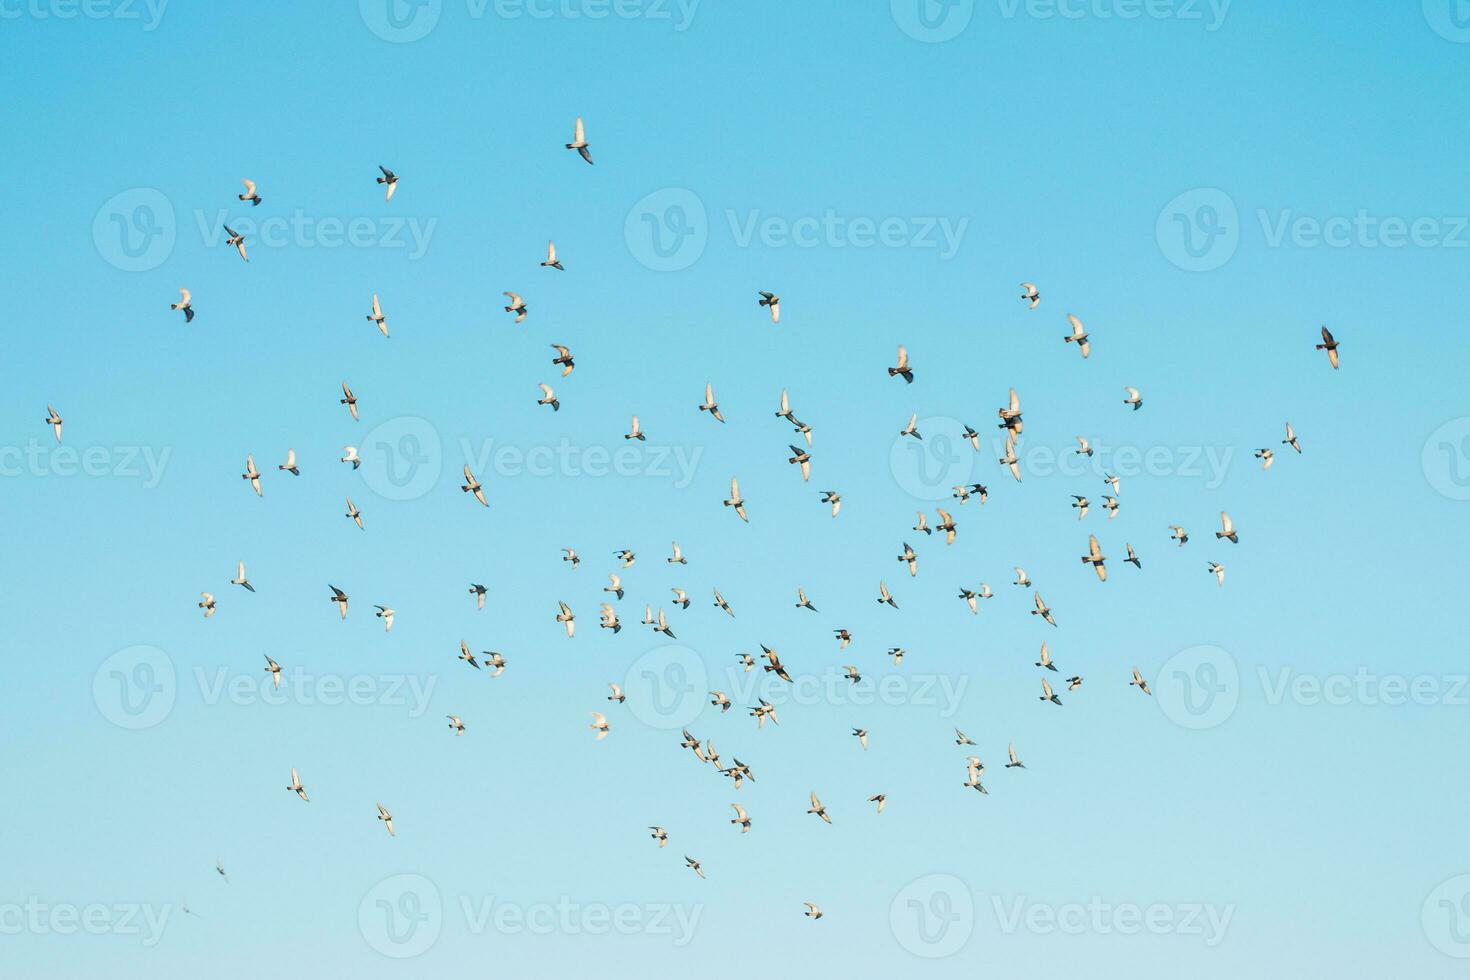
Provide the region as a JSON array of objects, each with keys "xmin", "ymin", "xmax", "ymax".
[{"xmin": 2, "ymin": 2, "xmax": 1469, "ymax": 977}]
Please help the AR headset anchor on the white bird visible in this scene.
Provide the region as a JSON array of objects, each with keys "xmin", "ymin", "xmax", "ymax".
[
  {"xmin": 1217, "ymin": 511, "xmax": 1239, "ymax": 543},
  {"xmin": 807, "ymin": 792, "xmax": 831, "ymax": 824},
  {"xmin": 278, "ymin": 449, "xmax": 299, "ymax": 476},
  {"xmin": 1123, "ymin": 386, "xmax": 1143, "ymax": 410},
  {"xmin": 685, "ymin": 856, "xmax": 704, "ymax": 879},
  {"xmin": 238, "ymin": 178, "xmax": 261, "ymax": 206},
  {"xmin": 607, "ymin": 683, "xmax": 625, "ymax": 703},
  {"xmin": 1169, "ymin": 525, "xmax": 1189, "ymax": 547},
  {"xmin": 1255, "ymin": 448, "xmax": 1274, "ymax": 470},
  {"xmin": 263, "ymin": 655, "xmax": 281, "ymax": 689},
  {"xmin": 328, "ymin": 585, "xmax": 349, "ymax": 620},
  {"xmin": 1032, "ymin": 591, "xmax": 1057, "ymax": 627},
  {"xmin": 556, "ymin": 600, "xmax": 576, "ymax": 638},
  {"xmin": 242, "ymin": 455, "xmax": 262, "ymax": 497},
  {"xmin": 1006, "ymin": 744, "xmax": 1025, "ymax": 769},
  {"xmin": 366, "ymin": 294, "xmax": 388, "ymax": 337},
  {"xmin": 820, "ymin": 490, "xmax": 841, "ymax": 517},
  {"xmin": 376, "ymin": 803, "xmax": 395, "ymax": 837},
  {"xmin": 1072, "ymin": 495, "xmax": 1090, "ymax": 520},
  {"xmin": 787, "ymin": 443, "xmax": 812, "ymax": 481},
  {"xmin": 710, "ymin": 691, "xmax": 731, "ymax": 712},
  {"xmin": 565, "ymin": 117, "xmax": 592, "ymax": 164},
  {"xmin": 447, "ymin": 715, "xmax": 465, "ymax": 736},
  {"xmin": 469, "ymin": 583, "xmax": 488, "ymax": 609},
  {"xmin": 287, "ymin": 767, "xmax": 309, "ymax": 802},
  {"xmin": 550, "ymin": 344, "xmax": 575, "ymax": 376},
  {"xmin": 1104, "ymin": 473, "xmax": 1120, "ymax": 495},
  {"xmin": 1014, "ymin": 567, "xmax": 1031, "ymax": 587},
  {"xmin": 1283, "ymin": 422, "xmax": 1302, "ymax": 453},
  {"xmin": 935, "ymin": 508, "xmax": 957, "ymax": 545},
  {"xmin": 537, "ymin": 383, "xmax": 560, "ymax": 411},
  {"xmin": 758, "ymin": 291, "xmax": 780, "ymax": 324},
  {"xmin": 1103, "ymin": 496, "xmax": 1119, "ymax": 519},
  {"xmin": 1125, "ymin": 543, "xmax": 1141, "ymax": 568},
  {"xmin": 1081, "ymin": 534, "xmax": 1107, "ymax": 581},
  {"xmin": 999, "ymin": 433, "xmax": 1021, "ymax": 482},
  {"xmin": 1040, "ymin": 678, "xmax": 1062, "ymax": 705},
  {"xmin": 503, "ymin": 292, "xmax": 527, "ymax": 323},
  {"xmin": 603, "ymin": 574, "xmax": 624, "ymax": 600},
  {"xmin": 900, "ymin": 413, "xmax": 922, "ymax": 440},
  {"xmin": 889, "ymin": 344, "xmax": 914, "ymax": 383},
  {"xmin": 563, "ymin": 548, "xmax": 580, "ymax": 570},
  {"xmin": 1131, "ymin": 667, "xmax": 1152, "ymax": 695},
  {"xmin": 341, "ymin": 446, "xmax": 360, "ymax": 469},
  {"xmin": 625, "ymin": 415, "xmax": 645, "ymax": 441},
  {"xmin": 897, "ymin": 542, "xmax": 918, "ymax": 577},
  {"xmin": 649, "ymin": 827, "xmax": 668, "ymax": 847},
  {"xmin": 730, "ymin": 803, "xmax": 751, "ymax": 834},
  {"xmin": 1208, "ymin": 561, "xmax": 1225, "ymax": 587},
  {"xmin": 486, "ymin": 651, "xmax": 506, "ymax": 677},
  {"xmin": 374, "ymin": 605, "xmax": 394, "ymax": 631},
  {"xmin": 1035, "ymin": 641, "xmax": 1058, "ymax": 672},
  {"xmin": 171, "ymin": 287, "xmax": 194, "ymax": 322},
  {"xmin": 1316, "ymin": 325, "xmax": 1340, "ymax": 369},
  {"xmin": 223, "ymin": 224, "xmax": 247, "ymax": 262},
  {"xmin": 998, "ymin": 387, "xmax": 1023, "ymax": 434},
  {"xmin": 340, "ymin": 382, "xmax": 359, "ymax": 421},
  {"xmin": 775, "ymin": 388, "xmax": 794, "ymax": 420},
  {"xmin": 724, "ymin": 476, "xmax": 748, "ymax": 522},
  {"xmin": 955, "ymin": 729, "xmax": 977, "ymax": 746},
  {"xmin": 599, "ymin": 603, "xmax": 621, "ymax": 633},
  {"xmin": 1064, "ymin": 314, "xmax": 1090, "ymax": 357},
  {"xmin": 803, "ymin": 903, "xmax": 823, "ymax": 920},
  {"xmin": 461, "ymin": 465, "xmax": 488, "ymax": 506},
  {"xmin": 713, "ymin": 589, "xmax": 734, "ymax": 617},
  {"xmin": 877, "ymin": 581, "xmax": 898, "ymax": 608},
  {"xmin": 668, "ymin": 542, "xmax": 687, "ymax": 565},
  {"xmin": 376, "ymin": 165, "xmax": 399, "ymax": 201},
  {"xmin": 869, "ymin": 794, "xmax": 887, "ymax": 813},
  {"xmin": 615, "ymin": 549, "xmax": 636, "ymax": 568},
  {"xmin": 852, "ymin": 728, "xmax": 869, "ymax": 750},
  {"xmin": 345, "ymin": 496, "xmax": 363, "ymax": 530},
  {"xmin": 44, "ymin": 405, "xmax": 62, "ymax": 442},
  {"xmin": 1020, "ymin": 281, "xmax": 1040, "ymax": 309},
  {"xmin": 232, "ymin": 561, "xmax": 254, "ymax": 592},
  {"xmin": 699, "ymin": 383, "xmax": 725, "ymax": 423},
  {"xmin": 541, "ymin": 240, "xmax": 564, "ymax": 270},
  {"xmin": 458, "ymin": 640, "xmax": 481, "ymax": 670},
  {"xmin": 589, "ymin": 711, "xmax": 609, "ymax": 739},
  {"xmin": 198, "ymin": 592, "xmax": 216, "ymax": 618}
]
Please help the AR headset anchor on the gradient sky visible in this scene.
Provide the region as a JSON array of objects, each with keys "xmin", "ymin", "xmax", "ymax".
[{"xmin": 3, "ymin": 2, "xmax": 1470, "ymax": 977}]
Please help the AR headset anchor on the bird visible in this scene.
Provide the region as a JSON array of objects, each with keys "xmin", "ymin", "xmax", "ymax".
[
  {"xmin": 958, "ymin": 587, "xmax": 979, "ymax": 614},
  {"xmin": 503, "ymin": 292, "xmax": 527, "ymax": 323},
  {"xmin": 713, "ymin": 589, "xmax": 734, "ymax": 617},
  {"xmin": 458, "ymin": 640, "xmax": 481, "ymax": 670},
  {"xmin": 170, "ymin": 287, "xmax": 194, "ymax": 322},
  {"xmin": 469, "ymin": 583, "xmax": 488, "ymax": 609},
  {"xmin": 955, "ymin": 729, "xmax": 977, "ymax": 746},
  {"xmin": 1040, "ymin": 679, "xmax": 1062, "ymax": 705},
  {"xmin": 710, "ymin": 691, "xmax": 731, "ymax": 712},
  {"xmin": 1125, "ymin": 543, "xmax": 1141, "ymax": 568},
  {"xmin": 341, "ymin": 446, "xmax": 360, "ymax": 469},
  {"xmin": 889, "ymin": 647, "xmax": 905, "ymax": 665},
  {"xmin": 820, "ymin": 490, "xmax": 841, "ymax": 517},
  {"xmin": 1130, "ymin": 668, "xmax": 1152, "ymax": 695},
  {"xmin": 231, "ymin": 561, "xmax": 254, "ymax": 592},
  {"xmin": 1065, "ymin": 675, "xmax": 1083, "ymax": 691},
  {"xmin": 447, "ymin": 715, "xmax": 466, "ymax": 736},
  {"xmin": 560, "ymin": 548, "xmax": 580, "ymax": 570},
  {"xmin": 1035, "ymin": 642, "xmax": 1058, "ymax": 671},
  {"xmin": 807, "ymin": 792, "xmax": 831, "ymax": 824},
  {"xmin": 652, "ymin": 607, "xmax": 675, "ymax": 639},
  {"xmin": 761, "ymin": 646, "xmax": 792, "ymax": 683},
  {"xmin": 697, "ymin": 383, "xmax": 725, "ymax": 423},
  {"xmin": 877, "ymin": 581, "xmax": 898, "ymax": 608},
  {"xmin": 241, "ymin": 455, "xmax": 262, "ymax": 497},
  {"xmin": 869, "ymin": 794, "xmax": 887, "ymax": 813},
  {"xmin": 599, "ymin": 604, "xmax": 621, "ymax": 633},
  {"xmin": 1102, "ymin": 496, "xmax": 1119, "ymax": 519},
  {"xmin": 1014, "ymin": 567, "xmax": 1032, "ymax": 587},
  {"xmin": 730, "ymin": 804, "xmax": 752, "ymax": 833},
  {"xmin": 843, "ymin": 664, "xmax": 861, "ymax": 685},
  {"xmin": 461, "ymin": 466, "xmax": 488, "ymax": 506},
  {"xmin": 962, "ymin": 424, "xmax": 982, "ymax": 450},
  {"xmin": 787, "ymin": 444, "xmax": 812, "ymax": 481},
  {"xmin": 287, "ymin": 767, "xmax": 308, "ymax": 802},
  {"xmin": 604, "ymin": 574, "xmax": 624, "ymax": 600},
  {"xmin": 1208, "ymin": 561, "xmax": 1225, "ymax": 586},
  {"xmin": 790, "ymin": 415, "xmax": 813, "ymax": 447},
  {"xmin": 44, "ymin": 405, "xmax": 62, "ymax": 442},
  {"xmin": 565, "ymin": 117, "xmax": 592, "ymax": 164},
  {"xmin": 852, "ymin": 728, "xmax": 868, "ymax": 750},
  {"xmin": 750, "ymin": 699, "xmax": 779, "ymax": 727},
  {"xmin": 339, "ymin": 382, "xmax": 359, "ymax": 421},
  {"xmin": 216, "ymin": 860, "xmax": 229, "ymax": 884},
  {"xmin": 1081, "ymin": 534, "xmax": 1107, "ymax": 581},
  {"xmin": 978, "ymin": 583, "xmax": 994, "ymax": 599},
  {"xmin": 737, "ymin": 652, "xmax": 756, "ymax": 672},
  {"xmin": 834, "ymin": 628, "xmax": 852, "ymax": 649},
  {"xmin": 897, "ymin": 542, "xmax": 918, "ymax": 577},
  {"xmin": 615, "ymin": 550, "xmax": 636, "ymax": 568},
  {"xmin": 607, "ymin": 683, "xmax": 625, "ymax": 704},
  {"xmin": 685, "ymin": 856, "xmax": 704, "ymax": 879},
  {"xmin": 935, "ymin": 509, "xmax": 957, "ymax": 545},
  {"xmin": 625, "ymin": 415, "xmax": 645, "ymax": 441},
  {"xmin": 556, "ymin": 601, "xmax": 575, "ymax": 638},
  {"xmin": 485, "ymin": 651, "xmax": 506, "ymax": 677},
  {"xmin": 889, "ymin": 345, "xmax": 914, "ymax": 383},
  {"xmin": 1072, "ymin": 495, "xmax": 1090, "ymax": 520},
  {"xmin": 1075, "ymin": 436, "xmax": 1093, "ymax": 457},
  {"xmin": 913, "ymin": 512, "xmax": 931, "ymax": 536},
  {"xmin": 668, "ymin": 588, "xmax": 688, "ymax": 610},
  {"xmin": 952, "ymin": 483, "xmax": 987, "ymax": 505},
  {"xmin": 724, "ymin": 477, "xmax": 748, "ymax": 522},
  {"xmin": 366, "ymin": 294, "xmax": 388, "ymax": 337},
  {"xmin": 1104, "ymin": 473, "xmax": 1120, "ymax": 495},
  {"xmin": 541, "ymin": 240, "xmax": 564, "ymax": 270},
  {"xmin": 1020, "ymin": 282, "xmax": 1040, "ymax": 309},
  {"xmin": 198, "ymin": 592, "xmax": 216, "ymax": 618},
  {"xmin": 900, "ymin": 413, "xmax": 922, "ymax": 440},
  {"xmin": 1316, "ymin": 325, "xmax": 1340, "ymax": 369},
  {"xmin": 237, "ymin": 178, "xmax": 261, "ymax": 206},
  {"xmin": 376, "ymin": 165, "xmax": 399, "ymax": 201},
  {"xmin": 328, "ymin": 585, "xmax": 349, "ymax": 620},
  {"xmin": 1006, "ymin": 744, "xmax": 1025, "ymax": 769},
  {"xmin": 223, "ymin": 225, "xmax": 247, "ymax": 262},
  {"xmin": 1032, "ymin": 591, "xmax": 1057, "ymax": 626},
  {"xmin": 376, "ymin": 803, "xmax": 395, "ymax": 837},
  {"xmin": 998, "ymin": 387, "xmax": 1023, "ymax": 434},
  {"xmin": 1216, "ymin": 511, "xmax": 1239, "ymax": 543},
  {"xmin": 775, "ymin": 388, "xmax": 794, "ymax": 421},
  {"xmin": 1123, "ymin": 386, "xmax": 1143, "ymax": 410},
  {"xmin": 1255, "ymin": 448, "xmax": 1275, "ymax": 470},
  {"xmin": 649, "ymin": 827, "xmax": 668, "ymax": 847},
  {"xmin": 374, "ymin": 604, "xmax": 394, "ymax": 631},
  {"xmin": 999, "ymin": 434, "xmax": 1021, "ymax": 482},
  {"xmin": 589, "ymin": 711, "xmax": 609, "ymax": 739},
  {"xmin": 550, "ymin": 344, "xmax": 575, "ymax": 376},
  {"xmin": 1169, "ymin": 525, "xmax": 1189, "ymax": 547},
  {"xmin": 345, "ymin": 496, "xmax": 363, "ymax": 530},
  {"xmin": 277, "ymin": 449, "xmax": 299, "ymax": 476},
  {"xmin": 803, "ymin": 903, "xmax": 823, "ymax": 920},
  {"xmin": 537, "ymin": 383, "xmax": 560, "ymax": 411},
  {"xmin": 758, "ymin": 291, "xmax": 780, "ymax": 324},
  {"xmin": 668, "ymin": 542, "xmax": 687, "ymax": 565},
  {"xmin": 1064, "ymin": 314, "xmax": 1090, "ymax": 357},
  {"xmin": 1283, "ymin": 422, "xmax": 1302, "ymax": 453}
]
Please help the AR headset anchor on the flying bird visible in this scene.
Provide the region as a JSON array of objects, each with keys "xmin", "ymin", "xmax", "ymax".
[
  {"xmin": 469, "ymin": 583, "xmax": 487, "ymax": 609},
  {"xmin": 599, "ymin": 604, "xmax": 621, "ymax": 633},
  {"xmin": 1283, "ymin": 422, "xmax": 1302, "ymax": 453},
  {"xmin": 328, "ymin": 585, "xmax": 349, "ymax": 620},
  {"xmin": 345, "ymin": 496, "xmax": 363, "ymax": 529},
  {"xmin": 1031, "ymin": 591, "xmax": 1057, "ymax": 627},
  {"xmin": 806, "ymin": 792, "xmax": 831, "ymax": 824},
  {"xmin": 461, "ymin": 466, "xmax": 488, "ymax": 506},
  {"xmin": 877, "ymin": 581, "xmax": 898, "ymax": 608},
  {"xmin": 198, "ymin": 592, "xmax": 216, "ymax": 618},
  {"xmin": 341, "ymin": 446, "xmax": 360, "ymax": 469},
  {"xmin": 730, "ymin": 804, "xmax": 751, "ymax": 834},
  {"xmin": 998, "ymin": 387, "xmax": 1023, "ymax": 434},
  {"xmin": 851, "ymin": 728, "xmax": 869, "ymax": 750},
  {"xmin": 1040, "ymin": 679, "xmax": 1062, "ymax": 705},
  {"xmin": 698, "ymin": 383, "xmax": 725, "ymax": 422},
  {"xmin": 935, "ymin": 509, "xmax": 957, "ymax": 545},
  {"xmin": 898, "ymin": 542, "xmax": 918, "ymax": 577},
  {"xmin": 340, "ymin": 383, "xmax": 359, "ymax": 420},
  {"xmin": 1169, "ymin": 525, "xmax": 1189, "ymax": 547},
  {"xmin": 223, "ymin": 225, "xmax": 247, "ymax": 262},
  {"xmin": 589, "ymin": 711, "xmax": 609, "ymax": 739},
  {"xmin": 1255, "ymin": 448, "xmax": 1274, "ymax": 470},
  {"xmin": 1125, "ymin": 543, "xmax": 1141, "ymax": 568},
  {"xmin": 999, "ymin": 434, "xmax": 1021, "ymax": 482},
  {"xmin": 869, "ymin": 794, "xmax": 887, "ymax": 813},
  {"xmin": 376, "ymin": 165, "xmax": 399, "ymax": 201},
  {"xmin": 1130, "ymin": 668, "xmax": 1152, "ymax": 695},
  {"xmin": 277, "ymin": 449, "xmax": 299, "ymax": 476},
  {"xmin": 171, "ymin": 287, "xmax": 194, "ymax": 322},
  {"xmin": 537, "ymin": 383, "xmax": 560, "ymax": 411},
  {"xmin": 1035, "ymin": 642, "xmax": 1058, "ymax": 672},
  {"xmin": 624, "ymin": 415, "xmax": 645, "ymax": 441},
  {"xmin": 1020, "ymin": 282, "xmax": 1040, "ymax": 309},
  {"xmin": 565, "ymin": 117, "xmax": 592, "ymax": 164},
  {"xmin": 607, "ymin": 683, "xmax": 625, "ymax": 704},
  {"xmin": 287, "ymin": 767, "xmax": 309, "ymax": 802},
  {"xmin": 263, "ymin": 655, "xmax": 281, "ymax": 689},
  {"xmin": 1064, "ymin": 314, "xmax": 1090, "ymax": 357},
  {"xmin": 556, "ymin": 601, "xmax": 575, "ymax": 638},
  {"xmin": 503, "ymin": 292, "xmax": 527, "ymax": 323},
  {"xmin": 1123, "ymin": 386, "xmax": 1143, "ymax": 410},
  {"xmin": 242, "ymin": 455, "xmax": 262, "ymax": 497},
  {"xmin": 900, "ymin": 413, "xmax": 922, "ymax": 440},
  {"xmin": 758, "ymin": 291, "xmax": 780, "ymax": 324},
  {"xmin": 1208, "ymin": 561, "xmax": 1225, "ymax": 586},
  {"xmin": 649, "ymin": 827, "xmax": 668, "ymax": 847},
  {"xmin": 1216, "ymin": 511, "xmax": 1239, "ymax": 543},
  {"xmin": 1081, "ymin": 534, "xmax": 1107, "ymax": 581},
  {"xmin": 447, "ymin": 715, "xmax": 466, "ymax": 736},
  {"xmin": 668, "ymin": 542, "xmax": 687, "ymax": 565},
  {"xmin": 724, "ymin": 477, "xmax": 748, "ymax": 522},
  {"xmin": 1006, "ymin": 744, "xmax": 1025, "ymax": 769},
  {"xmin": 787, "ymin": 444, "xmax": 812, "ymax": 481},
  {"xmin": 541, "ymin": 240, "xmax": 564, "ymax": 270},
  {"xmin": 820, "ymin": 490, "xmax": 841, "ymax": 517},
  {"xmin": 374, "ymin": 604, "xmax": 394, "ymax": 631},
  {"xmin": 685, "ymin": 856, "xmax": 704, "ymax": 879},
  {"xmin": 232, "ymin": 561, "xmax": 254, "ymax": 592},
  {"xmin": 44, "ymin": 405, "xmax": 62, "ymax": 442},
  {"xmin": 889, "ymin": 345, "xmax": 914, "ymax": 383},
  {"xmin": 1316, "ymin": 326, "xmax": 1340, "ymax": 369},
  {"xmin": 366, "ymin": 294, "xmax": 388, "ymax": 337},
  {"xmin": 376, "ymin": 803, "xmax": 395, "ymax": 837},
  {"xmin": 550, "ymin": 344, "xmax": 575, "ymax": 376},
  {"xmin": 804, "ymin": 903, "xmax": 823, "ymax": 920}
]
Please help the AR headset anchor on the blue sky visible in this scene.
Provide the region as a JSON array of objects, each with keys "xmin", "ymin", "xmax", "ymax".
[{"xmin": 3, "ymin": 1, "xmax": 1470, "ymax": 976}]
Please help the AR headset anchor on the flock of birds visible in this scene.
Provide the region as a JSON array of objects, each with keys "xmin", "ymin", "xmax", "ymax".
[{"xmin": 88, "ymin": 117, "xmax": 1347, "ymax": 919}]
